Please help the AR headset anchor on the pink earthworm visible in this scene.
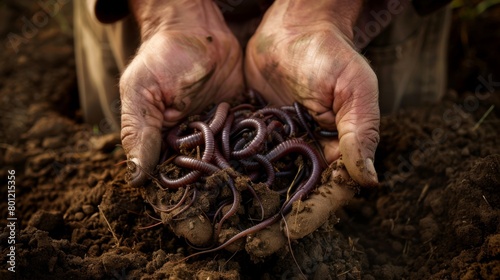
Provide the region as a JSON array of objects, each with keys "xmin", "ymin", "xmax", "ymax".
[
  {"xmin": 230, "ymin": 118, "xmax": 267, "ymax": 159},
  {"xmin": 250, "ymin": 154, "xmax": 275, "ymax": 186},
  {"xmin": 213, "ymin": 177, "xmax": 241, "ymax": 239},
  {"xmin": 210, "ymin": 147, "xmax": 241, "ymax": 239},
  {"xmin": 160, "ymin": 122, "xmax": 214, "ymax": 188},
  {"xmin": 221, "ymin": 112, "xmax": 234, "ymax": 160},
  {"xmin": 175, "ymin": 102, "xmax": 230, "ymax": 148},
  {"xmin": 316, "ymin": 129, "xmax": 339, "ymax": 138},
  {"xmin": 293, "ymin": 102, "xmax": 331, "ymax": 167},
  {"xmin": 171, "ymin": 187, "xmax": 198, "ymax": 221},
  {"xmin": 174, "ymin": 156, "xmax": 220, "ymax": 175},
  {"xmin": 253, "ymin": 107, "xmax": 297, "ymax": 137},
  {"xmin": 293, "ymin": 102, "xmax": 315, "ymax": 139},
  {"xmin": 230, "ymin": 103, "xmax": 255, "ymax": 114},
  {"xmin": 214, "ymin": 144, "xmax": 265, "ymax": 222},
  {"xmin": 264, "ymin": 138, "xmax": 321, "ymax": 213}
]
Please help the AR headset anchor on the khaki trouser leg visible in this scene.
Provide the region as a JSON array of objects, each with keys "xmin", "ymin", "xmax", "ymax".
[
  {"xmin": 73, "ymin": 1, "xmax": 139, "ymax": 133},
  {"xmin": 366, "ymin": 6, "xmax": 452, "ymax": 114}
]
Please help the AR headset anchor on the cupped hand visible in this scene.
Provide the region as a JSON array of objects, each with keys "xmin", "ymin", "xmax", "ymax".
[
  {"xmin": 120, "ymin": 2, "xmax": 244, "ymax": 187},
  {"xmin": 245, "ymin": 1, "xmax": 380, "ymax": 186}
]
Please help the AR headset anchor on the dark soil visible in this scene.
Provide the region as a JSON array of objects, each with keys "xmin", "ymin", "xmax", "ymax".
[{"xmin": 1, "ymin": 2, "xmax": 499, "ymax": 279}]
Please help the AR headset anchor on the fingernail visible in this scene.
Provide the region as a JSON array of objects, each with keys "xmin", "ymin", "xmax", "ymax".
[{"xmin": 365, "ymin": 158, "xmax": 378, "ymax": 184}]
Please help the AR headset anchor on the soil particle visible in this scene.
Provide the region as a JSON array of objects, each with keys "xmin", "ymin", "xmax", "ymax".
[
  {"xmin": 418, "ymin": 215, "xmax": 439, "ymax": 243},
  {"xmin": 171, "ymin": 215, "xmax": 214, "ymax": 246},
  {"xmin": 245, "ymin": 223, "xmax": 286, "ymax": 259},
  {"xmin": 3, "ymin": 145, "xmax": 24, "ymax": 164},
  {"xmin": 28, "ymin": 210, "xmax": 65, "ymax": 239},
  {"xmin": 89, "ymin": 132, "xmax": 121, "ymax": 152},
  {"xmin": 22, "ymin": 116, "xmax": 75, "ymax": 139},
  {"xmin": 217, "ymin": 228, "xmax": 245, "ymax": 252}
]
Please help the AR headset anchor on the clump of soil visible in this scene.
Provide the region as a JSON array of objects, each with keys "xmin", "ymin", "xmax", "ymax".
[{"xmin": 1, "ymin": 1, "xmax": 499, "ymax": 279}]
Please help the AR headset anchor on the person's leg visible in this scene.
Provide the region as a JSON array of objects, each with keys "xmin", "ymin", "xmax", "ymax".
[
  {"xmin": 366, "ymin": 5, "xmax": 452, "ymax": 114},
  {"xmin": 73, "ymin": 1, "xmax": 139, "ymax": 133}
]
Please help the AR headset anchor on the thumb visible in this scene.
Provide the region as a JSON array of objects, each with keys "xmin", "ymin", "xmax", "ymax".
[
  {"xmin": 335, "ymin": 58, "xmax": 380, "ymax": 187},
  {"xmin": 120, "ymin": 82, "xmax": 164, "ymax": 188}
]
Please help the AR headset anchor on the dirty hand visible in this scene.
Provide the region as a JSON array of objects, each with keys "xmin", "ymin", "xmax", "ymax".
[
  {"xmin": 120, "ymin": 0, "xmax": 243, "ymax": 187},
  {"xmin": 245, "ymin": 0, "xmax": 380, "ymax": 186}
]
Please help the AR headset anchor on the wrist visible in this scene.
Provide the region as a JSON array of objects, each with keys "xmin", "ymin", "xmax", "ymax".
[
  {"xmin": 273, "ymin": 0, "xmax": 363, "ymax": 40},
  {"xmin": 129, "ymin": 0, "xmax": 225, "ymax": 41}
]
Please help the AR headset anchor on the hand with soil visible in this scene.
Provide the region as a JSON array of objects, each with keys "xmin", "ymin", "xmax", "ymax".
[
  {"xmin": 245, "ymin": 0, "xmax": 380, "ymax": 186},
  {"xmin": 120, "ymin": 0, "xmax": 244, "ymax": 187}
]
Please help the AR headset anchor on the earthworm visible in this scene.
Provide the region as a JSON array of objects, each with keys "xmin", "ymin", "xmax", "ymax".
[
  {"xmin": 232, "ymin": 137, "xmax": 249, "ymax": 152},
  {"xmin": 214, "ymin": 177, "xmax": 241, "ymax": 239},
  {"xmin": 293, "ymin": 102, "xmax": 330, "ymax": 167},
  {"xmin": 240, "ymin": 158, "xmax": 259, "ymax": 171},
  {"xmin": 166, "ymin": 126, "xmax": 182, "ymax": 150},
  {"xmin": 160, "ymin": 169, "xmax": 202, "ymax": 190},
  {"xmin": 264, "ymin": 139, "xmax": 321, "ymax": 213},
  {"xmin": 247, "ymin": 89, "xmax": 267, "ymax": 107},
  {"xmin": 267, "ymin": 120, "xmax": 285, "ymax": 134},
  {"xmin": 316, "ymin": 129, "xmax": 339, "ymax": 138},
  {"xmin": 174, "ymin": 156, "xmax": 220, "ymax": 175},
  {"xmin": 275, "ymin": 170, "xmax": 295, "ymax": 177},
  {"xmin": 266, "ymin": 120, "xmax": 286, "ymax": 145},
  {"xmin": 171, "ymin": 187, "xmax": 198, "ymax": 220},
  {"xmin": 221, "ymin": 113, "xmax": 234, "ymax": 160},
  {"xmin": 293, "ymin": 102, "xmax": 314, "ymax": 139},
  {"xmin": 230, "ymin": 118, "xmax": 267, "ymax": 159},
  {"xmin": 214, "ymin": 150, "xmax": 265, "ymax": 222},
  {"xmin": 230, "ymin": 103, "xmax": 255, "ymax": 114},
  {"xmin": 251, "ymin": 154, "xmax": 275, "ymax": 186},
  {"xmin": 183, "ymin": 121, "xmax": 214, "ymax": 162},
  {"xmin": 160, "ymin": 122, "xmax": 214, "ymax": 188},
  {"xmin": 269, "ymin": 130, "xmax": 285, "ymax": 145},
  {"xmin": 213, "ymin": 147, "xmax": 231, "ymax": 170},
  {"xmin": 209, "ymin": 102, "xmax": 230, "ymax": 134},
  {"xmin": 213, "ymin": 201, "xmax": 231, "ymax": 225},
  {"xmin": 177, "ymin": 102, "xmax": 230, "ymax": 147},
  {"xmin": 176, "ymin": 120, "xmax": 216, "ymax": 152},
  {"xmin": 253, "ymin": 107, "xmax": 297, "ymax": 137},
  {"xmin": 244, "ymin": 182, "xmax": 265, "ymax": 221},
  {"xmin": 210, "ymin": 147, "xmax": 244, "ymax": 237}
]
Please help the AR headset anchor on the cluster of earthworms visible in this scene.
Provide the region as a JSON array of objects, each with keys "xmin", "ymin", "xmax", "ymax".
[{"xmin": 149, "ymin": 99, "xmax": 336, "ymax": 251}]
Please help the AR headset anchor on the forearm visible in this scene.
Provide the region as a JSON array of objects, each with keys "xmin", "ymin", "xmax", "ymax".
[
  {"xmin": 129, "ymin": 0, "xmax": 225, "ymax": 40},
  {"xmin": 274, "ymin": 0, "xmax": 363, "ymax": 40}
]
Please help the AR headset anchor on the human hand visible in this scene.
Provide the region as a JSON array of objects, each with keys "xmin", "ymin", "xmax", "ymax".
[
  {"xmin": 245, "ymin": 0, "xmax": 380, "ymax": 187},
  {"xmin": 120, "ymin": 0, "xmax": 244, "ymax": 187}
]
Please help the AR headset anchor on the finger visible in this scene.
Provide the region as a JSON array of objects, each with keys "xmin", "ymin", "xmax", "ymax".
[
  {"xmin": 319, "ymin": 137, "xmax": 340, "ymax": 163},
  {"xmin": 120, "ymin": 79, "xmax": 164, "ymax": 188},
  {"xmin": 163, "ymin": 104, "xmax": 190, "ymax": 127},
  {"xmin": 334, "ymin": 57, "xmax": 380, "ymax": 187}
]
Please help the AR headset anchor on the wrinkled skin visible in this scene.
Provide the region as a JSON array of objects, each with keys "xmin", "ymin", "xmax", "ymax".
[
  {"xmin": 120, "ymin": 1, "xmax": 243, "ymax": 186},
  {"xmin": 245, "ymin": 2, "xmax": 379, "ymax": 186},
  {"xmin": 120, "ymin": 0, "xmax": 379, "ymax": 187}
]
